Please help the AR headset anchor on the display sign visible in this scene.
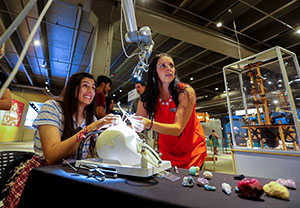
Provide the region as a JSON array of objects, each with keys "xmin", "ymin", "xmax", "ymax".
[
  {"xmin": 0, "ymin": 99, "xmax": 24, "ymax": 127},
  {"xmin": 128, "ymin": 88, "xmax": 139, "ymax": 102}
]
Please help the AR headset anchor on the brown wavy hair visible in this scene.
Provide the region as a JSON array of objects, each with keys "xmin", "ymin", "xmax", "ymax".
[
  {"xmin": 141, "ymin": 53, "xmax": 181, "ymax": 120},
  {"xmin": 59, "ymin": 72, "xmax": 96, "ymax": 154}
]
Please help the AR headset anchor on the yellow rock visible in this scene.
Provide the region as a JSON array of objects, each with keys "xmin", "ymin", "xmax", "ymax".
[{"xmin": 263, "ymin": 181, "xmax": 290, "ymax": 200}]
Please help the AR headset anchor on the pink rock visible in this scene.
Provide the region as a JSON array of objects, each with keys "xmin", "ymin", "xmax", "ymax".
[
  {"xmin": 276, "ymin": 178, "xmax": 296, "ymax": 190},
  {"xmin": 237, "ymin": 178, "xmax": 264, "ymax": 199}
]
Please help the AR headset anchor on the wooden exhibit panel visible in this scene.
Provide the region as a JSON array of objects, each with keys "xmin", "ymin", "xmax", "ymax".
[{"xmin": 240, "ymin": 61, "xmax": 299, "ymax": 151}]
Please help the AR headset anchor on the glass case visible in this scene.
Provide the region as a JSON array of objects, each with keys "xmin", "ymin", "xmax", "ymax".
[{"xmin": 223, "ymin": 46, "xmax": 300, "ymax": 151}]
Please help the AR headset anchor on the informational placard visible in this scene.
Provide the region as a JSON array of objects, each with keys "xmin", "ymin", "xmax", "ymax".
[{"xmin": 128, "ymin": 88, "xmax": 139, "ymax": 102}]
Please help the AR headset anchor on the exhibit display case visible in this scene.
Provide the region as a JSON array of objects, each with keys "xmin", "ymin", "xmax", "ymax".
[
  {"xmin": 223, "ymin": 46, "xmax": 300, "ymax": 181},
  {"xmin": 223, "ymin": 46, "xmax": 300, "ymax": 151}
]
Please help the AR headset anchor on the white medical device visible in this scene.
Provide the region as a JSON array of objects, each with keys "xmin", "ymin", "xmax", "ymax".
[
  {"xmin": 75, "ymin": 102, "xmax": 171, "ymax": 177},
  {"xmin": 75, "ymin": 123, "xmax": 171, "ymax": 177}
]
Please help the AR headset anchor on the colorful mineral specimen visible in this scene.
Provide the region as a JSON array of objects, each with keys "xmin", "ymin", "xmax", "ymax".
[
  {"xmin": 203, "ymin": 171, "xmax": 213, "ymax": 180},
  {"xmin": 222, "ymin": 183, "xmax": 232, "ymax": 195},
  {"xmin": 204, "ymin": 184, "xmax": 216, "ymax": 191},
  {"xmin": 197, "ymin": 177, "xmax": 209, "ymax": 187},
  {"xmin": 237, "ymin": 178, "xmax": 264, "ymax": 199},
  {"xmin": 182, "ymin": 176, "xmax": 195, "ymax": 187},
  {"xmin": 276, "ymin": 178, "xmax": 296, "ymax": 190},
  {"xmin": 189, "ymin": 166, "xmax": 200, "ymax": 176},
  {"xmin": 263, "ymin": 181, "xmax": 290, "ymax": 200}
]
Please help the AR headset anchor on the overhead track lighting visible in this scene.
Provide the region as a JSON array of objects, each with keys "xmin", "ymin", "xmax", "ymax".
[
  {"xmin": 216, "ymin": 22, "xmax": 222, "ymax": 28},
  {"xmin": 41, "ymin": 60, "xmax": 47, "ymax": 68},
  {"xmin": 33, "ymin": 40, "xmax": 40, "ymax": 46}
]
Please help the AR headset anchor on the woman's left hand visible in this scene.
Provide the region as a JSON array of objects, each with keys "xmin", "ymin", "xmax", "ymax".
[
  {"xmin": 90, "ymin": 114, "xmax": 121, "ymax": 131},
  {"xmin": 129, "ymin": 115, "xmax": 150, "ymax": 132}
]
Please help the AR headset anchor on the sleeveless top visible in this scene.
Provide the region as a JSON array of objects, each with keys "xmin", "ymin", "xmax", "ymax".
[{"xmin": 155, "ymin": 83, "xmax": 207, "ymax": 169}]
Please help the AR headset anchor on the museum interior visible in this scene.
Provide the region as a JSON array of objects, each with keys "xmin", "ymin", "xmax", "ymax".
[{"xmin": 0, "ymin": 0, "xmax": 300, "ymax": 207}]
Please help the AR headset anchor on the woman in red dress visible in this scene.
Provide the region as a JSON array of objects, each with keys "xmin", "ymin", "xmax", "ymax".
[{"xmin": 132, "ymin": 53, "xmax": 207, "ymax": 169}]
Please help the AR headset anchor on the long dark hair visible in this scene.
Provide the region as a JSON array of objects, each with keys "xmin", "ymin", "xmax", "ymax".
[
  {"xmin": 59, "ymin": 72, "xmax": 96, "ymax": 153},
  {"xmin": 141, "ymin": 53, "xmax": 181, "ymax": 120}
]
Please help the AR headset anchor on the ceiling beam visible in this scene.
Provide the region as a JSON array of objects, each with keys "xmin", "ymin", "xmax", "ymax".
[
  {"xmin": 134, "ymin": 6, "xmax": 256, "ymax": 60},
  {"xmin": 37, "ymin": 0, "xmax": 52, "ymax": 88},
  {"xmin": 0, "ymin": 0, "xmax": 34, "ymax": 85},
  {"xmin": 65, "ymin": 4, "xmax": 83, "ymax": 83}
]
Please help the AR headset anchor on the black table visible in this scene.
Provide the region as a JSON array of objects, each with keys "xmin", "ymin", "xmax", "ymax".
[{"xmin": 19, "ymin": 164, "xmax": 300, "ymax": 208}]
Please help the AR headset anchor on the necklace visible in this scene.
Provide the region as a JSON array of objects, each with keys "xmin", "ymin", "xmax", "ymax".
[{"xmin": 159, "ymin": 96, "xmax": 172, "ymax": 106}]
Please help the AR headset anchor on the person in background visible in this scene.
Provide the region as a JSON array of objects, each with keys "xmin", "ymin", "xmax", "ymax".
[
  {"xmin": 131, "ymin": 53, "xmax": 207, "ymax": 169},
  {"xmin": 4, "ymin": 72, "xmax": 119, "ymax": 207},
  {"xmin": 209, "ymin": 129, "xmax": 219, "ymax": 155},
  {"xmin": 131, "ymin": 81, "xmax": 146, "ymax": 114},
  {"xmin": 227, "ymin": 132, "xmax": 232, "ymax": 147},
  {"xmin": 0, "ymin": 43, "xmax": 12, "ymax": 110},
  {"xmin": 105, "ymin": 96, "xmax": 116, "ymax": 115},
  {"xmin": 96, "ymin": 75, "xmax": 112, "ymax": 119}
]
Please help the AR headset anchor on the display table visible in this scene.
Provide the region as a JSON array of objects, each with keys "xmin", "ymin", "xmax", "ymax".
[{"xmin": 19, "ymin": 164, "xmax": 300, "ymax": 207}]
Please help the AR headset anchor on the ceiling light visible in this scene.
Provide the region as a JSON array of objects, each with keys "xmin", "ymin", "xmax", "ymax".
[
  {"xmin": 296, "ymin": 28, "xmax": 300, "ymax": 34},
  {"xmin": 215, "ymin": 87, "xmax": 218, "ymax": 91},
  {"xmin": 190, "ymin": 77, "xmax": 194, "ymax": 81},
  {"xmin": 33, "ymin": 40, "xmax": 40, "ymax": 46},
  {"xmin": 41, "ymin": 60, "xmax": 47, "ymax": 68},
  {"xmin": 119, "ymin": 89, "xmax": 122, "ymax": 93},
  {"xmin": 113, "ymin": 94, "xmax": 116, "ymax": 97},
  {"xmin": 273, "ymin": 100, "xmax": 278, "ymax": 104},
  {"xmin": 216, "ymin": 22, "xmax": 222, "ymax": 27}
]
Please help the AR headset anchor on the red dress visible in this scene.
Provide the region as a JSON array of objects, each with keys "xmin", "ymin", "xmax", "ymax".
[{"xmin": 155, "ymin": 83, "xmax": 207, "ymax": 169}]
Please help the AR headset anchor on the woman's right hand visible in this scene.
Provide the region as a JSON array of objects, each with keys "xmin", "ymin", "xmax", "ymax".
[
  {"xmin": 129, "ymin": 115, "xmax": 151, "ymax": 132},
  {"xmin": 89, "ymin": 114, "xmax": 121, "ymax": 131}
]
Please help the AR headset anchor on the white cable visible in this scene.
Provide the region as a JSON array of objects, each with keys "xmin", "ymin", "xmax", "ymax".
[
  {"xmin": 117, "ymin": 101, "xmax": 134, "ymax": 124},
  {"xmin": 233, "ymin": 19, "xmax": 242, "ymax": 60},
  {"xmin": 229, "ymin": 9, "xmax": 242, "ymax": 60},
  {"xmin": 120, "ymin": 1, "xmax": 139, "ymax": 59}
]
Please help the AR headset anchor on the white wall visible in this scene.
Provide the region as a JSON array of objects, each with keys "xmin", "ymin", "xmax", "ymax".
[{"xmin": 233, "ymin": 148, "xmax": 300, "ymax": 182}]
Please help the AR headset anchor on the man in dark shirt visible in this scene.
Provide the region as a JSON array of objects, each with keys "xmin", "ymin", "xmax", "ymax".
[
  {"xmin": 96, "ymin": 75, "xmax": 112, "ymax": 119},
  {"xmin": 131, "ymin": 81, "xmax": 146, "ymax": 114}
]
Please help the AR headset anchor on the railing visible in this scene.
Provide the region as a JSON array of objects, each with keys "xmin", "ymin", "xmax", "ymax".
[{"xmin": 0, "ymin": 0, "xmax": 53, "ymax": 98}]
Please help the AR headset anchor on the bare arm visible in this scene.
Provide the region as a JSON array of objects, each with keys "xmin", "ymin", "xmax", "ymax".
[
  {"xmin": 39, "ymin": 125, "xmax": 79, "ymax": 165},
  {"xmin": 134, "ymin": 86, "xmax": 196, "ymax": 136},
  {"xmin": 136, "ymin": 100, "xmax": 148, "ymax": 117},
  {"xmin": 0, "ymin": 89, "xmax": 12, "ymax": 110}
]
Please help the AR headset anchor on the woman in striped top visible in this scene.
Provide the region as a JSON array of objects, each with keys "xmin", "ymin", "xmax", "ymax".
[
  {"xmin": 33, "ymin": 72, "xmax": 119, "ymax": 164},
  {"xmin": 4, "ymin": 72, "xmax": 119, "ymax": 207}
]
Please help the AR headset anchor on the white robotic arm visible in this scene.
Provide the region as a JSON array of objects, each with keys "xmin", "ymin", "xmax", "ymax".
[{"xmin": 121, "ymin": 0, "xmax": 154, "ymax": 81}]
